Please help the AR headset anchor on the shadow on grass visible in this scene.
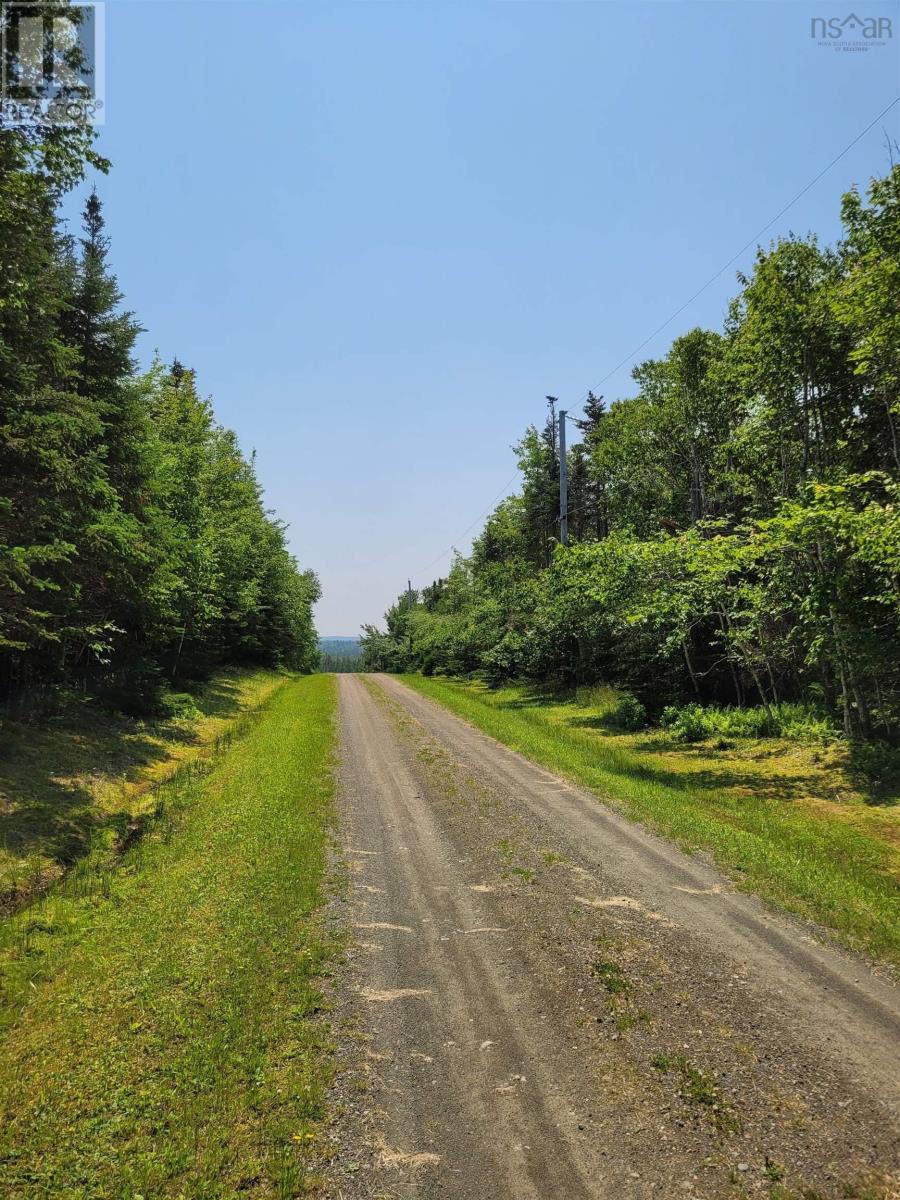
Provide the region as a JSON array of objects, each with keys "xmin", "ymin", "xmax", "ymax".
[
  {"xmin": 567, "ymin": 714, "xmax": 638, "ymax": 736},
  {"xmin": 489, "ymin": 689, "xmax": 894, "ymax": 810},
  {"xmin": 485, "ymin": 686, "xmax": 577, "ymax": 711},
  {"xmin": 187, "ymin": 676, "xmax": 248, "ymax": 720},
  {"xmin": 847, "ymin": 740, "xmax": 900, "ymax": 807},
  {"xmin": 0, "ymin": 674, "xmax": 251, "ymax": 891}
]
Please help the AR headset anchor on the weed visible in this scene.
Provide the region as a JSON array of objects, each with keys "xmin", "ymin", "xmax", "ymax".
[
  {"xmin": 510, "ymin": 865, "xmax": 535, "ymax": 883},
  {"xmin": 649, "ymin": 1051, "xmax": 740, "ymax": 1134},
  {"xmin": 593, "ymin": 960, "xmax": 629, "ymax": 995},
  {"xmin": 614, "ymin": 1009, "xmax": 651, "ymax": 1033},
  {"xmin": 157, "ymin": 691, "xmax": 204, "ymax": 722},
  {"xmin": 765, "ymin": 1157, "xmax": 786, "ymax": 1182},
  {"xmin": 680, "ymin": 1061, "xmax": 719, "ymax": 1107}
]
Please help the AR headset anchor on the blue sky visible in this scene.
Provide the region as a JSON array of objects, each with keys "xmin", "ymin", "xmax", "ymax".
[{"xmin": 77, "ymin": 0, "xmax": 899, "ymax": 634}]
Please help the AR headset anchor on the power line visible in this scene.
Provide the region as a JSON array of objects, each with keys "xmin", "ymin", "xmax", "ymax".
[
  {"xmin": 592, "ymin": 94, "xmax": 900, "ymax": 391},
  {"xmin": 416, "ymin": 469, "xmax": 521, "ymax": 579},
  {"xmin": 412, "ymin": 94, "xmax": 899, "ymax": 589}
]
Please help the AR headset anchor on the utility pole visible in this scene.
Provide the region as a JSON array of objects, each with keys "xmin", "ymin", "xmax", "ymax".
[
  {"xmin": 407, "ymin": 580, "xmax": 414, "ymax": 658},
  {"xmin": 558, "ymin": 409, "xmax": 568, "ymax": 545},
  {"xmin": 546, "ymin": 395, "xmax": 558, "ymax": 458}
]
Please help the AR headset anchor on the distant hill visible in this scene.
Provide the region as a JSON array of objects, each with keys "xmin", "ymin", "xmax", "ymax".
[{"xmin": 318, "ymin": 637, "xmax": 362, "ymax": 659}]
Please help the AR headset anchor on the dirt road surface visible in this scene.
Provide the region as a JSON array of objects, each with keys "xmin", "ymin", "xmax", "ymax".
[{"xmin": 327, "ymin": 674, "xmax": 899, "ymax": 1199}]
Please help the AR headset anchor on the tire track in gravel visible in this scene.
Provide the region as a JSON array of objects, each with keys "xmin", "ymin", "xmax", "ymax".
[
  {"xmin": 373, "ymin": 676, "xmax": 900, "ymax": 1096},
  {"xmin": 331, "ymin": 675, "xmax": 602, "ymax": 1199},
  {"xmin": 327, "ymin": 674, "xmax": 899, "ymax": 1200}
]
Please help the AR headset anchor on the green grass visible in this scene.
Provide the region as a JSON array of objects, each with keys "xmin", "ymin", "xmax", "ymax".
[
  {"xmin": 399, "ymin": 676, "xmax": 900, "ymax": 966},
  {"xmin": 651, "ymin": 1051, "xmax": 740, "ymax": 1133},
  {"xmin": 0, "ymin": 667, "xmax": 287, "ymax": 909},
  {"xmin": 0, "ymin": 673, "xmax": 340, "ymax": 1198},
  {"xmin": 592, "ymin": 959, "xmax": 629, "ymax": 994}
]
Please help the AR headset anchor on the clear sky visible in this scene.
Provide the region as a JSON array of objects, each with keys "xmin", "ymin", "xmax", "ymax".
[{"xmin": 76, "ymin": 0, "xmax": 899, "ymax": 635}]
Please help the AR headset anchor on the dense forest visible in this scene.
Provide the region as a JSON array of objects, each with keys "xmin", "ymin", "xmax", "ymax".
[
  {"xmin": 363, "ymin": 166, "xmax": 900, "ymax": 745},
  {"xmin": 0, "ymin": 38, "xmax": 319, "ymax": 715},
  {"xmin": 318, "ymin": 638, "xmax": 363, "ymax": 673}
]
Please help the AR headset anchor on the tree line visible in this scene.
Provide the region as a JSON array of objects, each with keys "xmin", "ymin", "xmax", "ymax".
[
  {"xmin": 318, "ymin": 638, "xmax": 363, "ymax": 673},
  {"xmin": 1, "ymin": 35, "xmax": 319, "ymax": 714},
  {"xmin": 363, "ymin": 165, "xmax": 900, "ymax": 742},
  {"xmin": 319, "ymin": 653, "xmax": 364, "ymax": 674}
]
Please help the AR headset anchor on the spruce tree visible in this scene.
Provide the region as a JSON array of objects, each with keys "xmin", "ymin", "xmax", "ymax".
[{"xmin": 62, "ymin": 193, "xmax": 168, "ymax": 686}]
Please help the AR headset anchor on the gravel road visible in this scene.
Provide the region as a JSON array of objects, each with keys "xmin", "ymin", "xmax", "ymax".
[{"xmin": 327, "ymin": 674, "xmax": 899, "ymax": 1199}]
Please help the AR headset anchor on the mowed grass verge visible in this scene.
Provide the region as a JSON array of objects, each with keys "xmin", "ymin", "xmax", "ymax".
[
  {"xmin": 399, "ymin": 676, "xmax": 900, "ymax": 967},
  {"xmin": 0, "ymin": 667, "xmax": 287, "ymax": 909},
  {"xmin": 0, "ymin": 673, "xmax": 340, "ymax": 1198}
]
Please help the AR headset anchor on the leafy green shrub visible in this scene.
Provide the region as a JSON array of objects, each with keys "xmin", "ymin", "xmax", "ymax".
[
  {"xmin": 481, "ymin": 632, "xmax": 527, "ymax": 688},
  {"xmin": 158, "ymin": 691, "xmax": 203, "ymax": 722},
  {"xmin": 609, "ymin": 692, "xmax": 647, "ymax": 731},
  {"xmin": 720, "ymin": 706, "xmax": 774, "ymax": 737},
  {"xmin": 661, "ymin": 702, "xmax": 707, "ymax": 742}
]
